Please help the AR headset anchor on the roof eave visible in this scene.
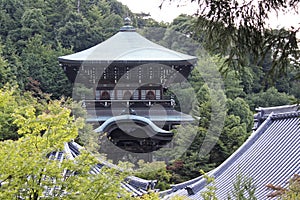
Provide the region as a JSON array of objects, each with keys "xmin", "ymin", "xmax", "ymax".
[{"xmin": 58, "ymin": 58, "xmax": 198, "ymax": 66}]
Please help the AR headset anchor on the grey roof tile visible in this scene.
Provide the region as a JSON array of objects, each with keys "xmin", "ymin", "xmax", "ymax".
[{"xmin": 163, "ymin": 105, "xmax": 300, "ymax": 200}]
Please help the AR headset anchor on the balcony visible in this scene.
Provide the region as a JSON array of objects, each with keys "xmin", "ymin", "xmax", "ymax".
[{"xmin": 82, "ymin": 98, "xmax": 176, "ymax": 109}]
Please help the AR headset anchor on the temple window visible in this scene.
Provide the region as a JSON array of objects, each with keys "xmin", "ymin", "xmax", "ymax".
[
  {"xmin": 123, "ymin": 90, "xmax": 132, "ymax": 100},
  {"xmin": 100, "ymin": 91, "xmax": 110, "ymax": 100},
  {"xmin": 146, "ymin": 90, "xmax": 155, "ymax": 100},
  {"xmin": 114, "ymin": 67, "xmax": 117, "ymax": 83}
]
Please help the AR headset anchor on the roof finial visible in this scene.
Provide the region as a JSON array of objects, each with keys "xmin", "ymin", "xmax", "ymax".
[
  {"xmin": 124, "ymin": 17, "xmax": 132, "ymax": 26},
  {"xmin": 120, "ymin": 17, "xmax": 135, "ymax": 32}
]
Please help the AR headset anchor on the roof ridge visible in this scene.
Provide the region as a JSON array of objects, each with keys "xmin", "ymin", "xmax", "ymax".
[
  {"xmin": 271, "ymin": 111, "xmax": 300, "ymax": 120},
  {"xmin": 181, "ymin": 113, "xmax": 275, "ymax": 195}
]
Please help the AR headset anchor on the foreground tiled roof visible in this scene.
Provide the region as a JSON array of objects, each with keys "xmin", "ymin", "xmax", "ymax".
[
  {"xmin": 48, "ymin": 141, "xmax": 156, "ymax": 197},
  {"xmin": 162, "ymin": 105, "xmax": 300, "ymax": 199}
]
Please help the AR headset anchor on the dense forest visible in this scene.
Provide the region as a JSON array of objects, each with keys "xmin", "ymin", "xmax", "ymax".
[{"xmin": 0, "ymin": 0, "xmax": 299, "ymax": 198}]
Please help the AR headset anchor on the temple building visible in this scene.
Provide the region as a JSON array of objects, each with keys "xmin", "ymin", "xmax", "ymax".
[{"xmin": 58, "ymin": 18, "xmax": 197, "ymax": 160}]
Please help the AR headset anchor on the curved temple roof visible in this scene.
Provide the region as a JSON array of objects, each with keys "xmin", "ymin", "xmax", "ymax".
[
  {"xmin": 58, "ymin": 25, "xmax": 197, "ymax": 65},
  {"xmin": 162, "ymin": 104, "xmax": 300, "ymax": 199},
  {"xmin": 94, "ymin": 114, "xmax": 171, "ymax": 135}
]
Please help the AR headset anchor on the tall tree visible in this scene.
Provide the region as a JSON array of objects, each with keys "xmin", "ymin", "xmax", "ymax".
[
  {"xmin": 21, "ymin": 35, "xmax": 72, "ymax": 98},
  {"xmin": 246, "ymin": 87, "xmax": 297, "ymax": 110},
  {"xmin": 227, "ymin": 98, "xmax": 253, "ymax": 132},
  {"xmin": 166, "ymin": 0, "xmax": 299, "ymax": 78},
  {"xmin": 56, "ymin": 12, "xmax": 94, "ymax": 52},
  {"xmin": 0, "ymin": 44, "xmax": 15, "ymax": 88},
  {"xmin": 0, "ymin": 86, "xmax": 19, "ymax": 140}
]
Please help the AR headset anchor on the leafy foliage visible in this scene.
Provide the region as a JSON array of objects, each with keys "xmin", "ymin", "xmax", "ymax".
[
  {"xmin": 134, "ymin": 160, "xmax": 172, "ymax": 190},
  {"xmin": 0, "ymin": 85, "xmax": 20, "ymax": 140},
  {"xmin": 189, "ymin": 0, "xmax": 300, "ymax": 78},
  {"xmin": 0, "ymin": 43, "xmax": 19, "ymax": 88},
  {"xmin": 227, "ymin": 98, "xmax": 253, "ymax": 132},
  {"xmin": 267, "ymin": 174, "xmax": 300, "ymax": 199},
  {"xmin": 0, "ymin": 87, "xmax": 130, "ymax": 199},
  {"xmin": 200, "ymin": 169, "xmax": 218, "ymax": 200},
  {"xmin": 227, "ymin": 173, "xmax": 257, "ymax": 200},
  {"xmin": 0, "ymin": 0, "xmax": 132, "ymax": 97},
  {"xmin": 246, "ymin": 87, "xmax": 297, "ymax": 110},
  {"xmin": 21, "ymin": 35, "xmax": 72, "ymax": 98},
  {"xmin": 134, "ymin": 192, "xmax": 161, "ymax": 200}
]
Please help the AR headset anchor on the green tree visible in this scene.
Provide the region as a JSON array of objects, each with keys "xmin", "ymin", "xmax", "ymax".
[
  {"xmin": 227, "ymin": 173, "xmax": 257, "ymax": 200},
  {"xmin": 227, "ymin": 98, "xmax": 253, "ymax": 132},
  {"xmin": 134, "ymin": 160, "xmax": 172, "ymax": 190},
  {"xmin": 0, "ymin": 86, "xmax": 19, "ymax": 140},
  {"xmin": 21, "ymin": 35, "xmax": 72, "ymax": 98},
  {"xmin": 246, "ymin": 87, "xmax": 297, "ymax": 111},
  {"xmin": 135, "ymin": 13, "xmax": 163, "ymax": 29},
  {"xmin": 200, "ymin": 169, "xmax": 218, "ymax": 200},
  {"xmin": 20, "ymin": 8, "xmax": 47, "ymax": 42},
  {"xmin": 101, "ymin": 13, "xmax": 123, "ymax": 38},
  {"xmin": 0, "ymin": 86, "xmax": 130, "ymax": 199},
  {"xmin": 166, "ymin": 91, "xmax": 249, "ymax": 182},
  {"xmin": 0, "ymin": 44, "xmax": 15, "ymax": 88},
  {"xmin": 210, "ymin": 114, "xmax": 248, "ymax": 165},
  {"xmin": 246, "ymin": 64, "xmax": 265, "ymax": 93},
  {"xmin": 223, "ymin": 72, "xmax": 246, "ymax": 99},
  {"xmin": 173, "ymin": 0, "xmax": 300, "ymax": 78},
  {"xmin": 56, "ymin": 11, "xmax": 93, "ymax": 52},
  {"xmin": 0, "ymin": 83, "xmax": 55, "ymax": 141},
  {"xmin": 109, "ymin": 0, "xmax": 130, "ymax": 18},
  {"xmin": 1, "ymin": 39, "xmax": 28, "ymax": 89},
  {"xmin": 165, "ymin": 59, "xmax": 250, "ymax": 181},
  {"xmin": 0, "ymin": 0, "xmax": 25, "ymax": 40},
  {"xmin": 165, "ymin": 125, "xmax": 213, "ymax": 182},
  {"xmin": 43, "ymin": 0, "xmax": 74, "ymax": 31}
]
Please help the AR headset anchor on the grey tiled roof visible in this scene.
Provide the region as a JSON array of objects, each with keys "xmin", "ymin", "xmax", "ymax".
[
  {"xmin": 162, "ymin": 105, "xmax": 300, "ymax": 199},
  {"xmin": 48, "ymin": 141, "xmax": 156, "ymax": 197}
]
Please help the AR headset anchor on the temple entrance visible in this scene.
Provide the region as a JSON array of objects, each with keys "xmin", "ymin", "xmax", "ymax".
[
  {"xmin": 100, "ymin": 127, "xmax": 155, "ymax": 163},
  {"xmin": 106, "ymin": 125, "xmax": 163, "ymax": 154}
]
